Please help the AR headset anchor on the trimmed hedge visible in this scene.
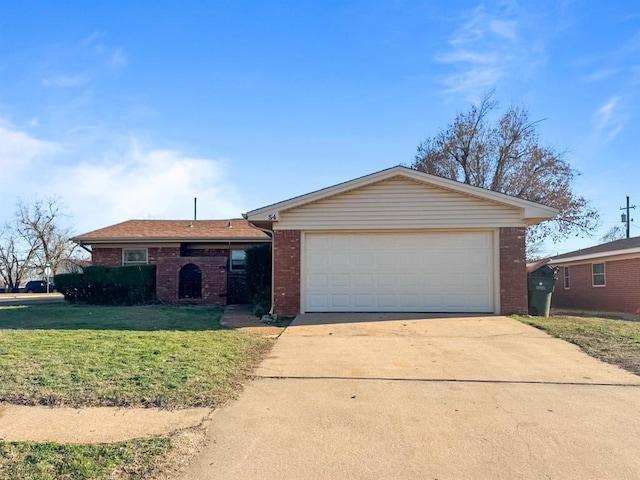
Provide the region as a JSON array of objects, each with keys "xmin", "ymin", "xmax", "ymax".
[
  {"xmin": 55, "ymin": 265, "xmax": 156, "ymax": 305},
  {"xmin": 245, "ymin": 244, "xmax": 271, "ymax": 317}
]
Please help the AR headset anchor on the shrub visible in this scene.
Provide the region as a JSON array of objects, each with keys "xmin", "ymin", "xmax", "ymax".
[
  {"xmin": 54, "ymin": 273, "xmax": 85, "ymax": 303},
  {"xmin": 55, "ymin": 265, "xmax": 156, "ymax": 305},
  {"xmin": 245, "ymin": 244, "xmax": 271, "ymax": 317}
]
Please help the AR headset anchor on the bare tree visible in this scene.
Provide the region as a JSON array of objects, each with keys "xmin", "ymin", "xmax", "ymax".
[
  {"xmin": 16, "ymin": 197, "xmax": 77, "ymax": 275},
  {"xmin": 599, "ymin": 225, "xmax": 626, "ymax": 243},
  {"xmin": 0, "ymin": 197, "xmax": 79, "ymax": 290},
  {"xmin": 412, "ymin": 91, "xmax": 599, "ymax": 252},
  {"xmin": 0, "ymin": 228, "xmax": 37, "ymax": 291}
]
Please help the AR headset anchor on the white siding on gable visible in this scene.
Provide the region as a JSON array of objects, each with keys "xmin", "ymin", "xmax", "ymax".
[{"xmin": 275, "ymin": 176, "xmax": 525, "ymax": 230}]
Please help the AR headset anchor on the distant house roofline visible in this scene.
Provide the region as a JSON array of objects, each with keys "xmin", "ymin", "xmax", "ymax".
[{"xmin": 549, "ymin": 236, "xmax": 640, "ymax": 264}]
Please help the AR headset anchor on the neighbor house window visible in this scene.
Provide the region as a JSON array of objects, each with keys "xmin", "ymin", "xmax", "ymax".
[
  {"xmin": 563, "ymin": 266, "xmax": 570, "ymax": 289},
  {"xmin": 230, "ymin": 250, "xmax": 246, "ymax": 272},
  {"xmin": 592, "ymin": 263, "xmax": 605, "ymax": 287},
  {"xmin": 122, "ymin": 249, "xmax": 148, "ymax": 265}
]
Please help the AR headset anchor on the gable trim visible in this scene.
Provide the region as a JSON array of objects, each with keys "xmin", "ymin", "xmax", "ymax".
[{"xmin": 245, "ymin": 166, "xmax": 558, "ymax": 224}]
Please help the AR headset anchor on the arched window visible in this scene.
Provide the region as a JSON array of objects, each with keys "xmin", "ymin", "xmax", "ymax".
[{"xmin": 179, "ymin": 264, "xmax": 202, "ymax": 299}]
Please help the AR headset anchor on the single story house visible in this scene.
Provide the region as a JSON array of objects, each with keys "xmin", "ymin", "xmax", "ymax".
[
  {"xmin": 245, "ymin": 166, "xmax": 557, "ymax": 316},
  {"xmin": 72, "ymin": 219, "xmax": 270, "ymax": 304},
  {"xmin": 74, "ymin": 166, "xmax": 557, "ymax": 314},
  {"xmin": 549, "ymin": 237, "xmax": 640, "ymax": 314}
]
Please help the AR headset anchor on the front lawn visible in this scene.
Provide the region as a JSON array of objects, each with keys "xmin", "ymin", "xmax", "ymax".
[
  {"xmin": 517, "ymin": 315, "xmax": 640, "ymax": 376},
  {"xmin": 0, "ymin": 304, "xmax": 273, "ymax": 408},
  {"xmin": 0, "ymin": 304, "xmax": 272, "ymax": 479},
  {"xmin": 0, "ymin": 436, "xmax": 172, "ymax": 480}
]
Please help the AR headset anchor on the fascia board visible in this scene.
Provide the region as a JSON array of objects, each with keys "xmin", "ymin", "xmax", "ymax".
[{"xmin": 73, "ymin": 237, "xmax": 270, "ymax": 244}]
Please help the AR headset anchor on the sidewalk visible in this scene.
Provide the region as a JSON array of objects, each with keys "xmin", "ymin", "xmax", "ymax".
[{"xmin": 0, "ymin": 405, "xmax": 211, "ymax": 444}]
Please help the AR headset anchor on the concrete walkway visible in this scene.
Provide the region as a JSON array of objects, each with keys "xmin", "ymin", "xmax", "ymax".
[
  {"xmin": 0, "ymin": 405, "xmax": 211, "ymax": 444},
  {"xmin": 181, "ymin": 314, "xmax": 640, "ymax": 480}
]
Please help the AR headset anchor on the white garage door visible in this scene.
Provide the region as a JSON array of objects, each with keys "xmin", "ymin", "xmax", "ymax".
[{"xmin": 304, "ymin": 231, "xmax": 495, "ymax": 313}]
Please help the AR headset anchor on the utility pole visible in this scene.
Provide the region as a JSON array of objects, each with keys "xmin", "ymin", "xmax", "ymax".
[{"xmin": 620, "ymin": 196, "xmax": 636, "ymax": 239}]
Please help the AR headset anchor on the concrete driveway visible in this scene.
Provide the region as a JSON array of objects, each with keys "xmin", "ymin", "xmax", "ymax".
[{"xmin": 181, "ymin": 314, "xmax": 640, "ymax": 480}]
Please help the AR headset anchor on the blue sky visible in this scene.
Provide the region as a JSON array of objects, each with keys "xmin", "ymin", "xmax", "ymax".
[{"xmin": 0, "ymin": 0, "xmax": 638, "ymax": 257}]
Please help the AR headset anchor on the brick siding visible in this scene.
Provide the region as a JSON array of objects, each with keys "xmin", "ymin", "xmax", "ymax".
[
  {"xmin": 92, "ymin": 245, "xmax": 229, "ymax": 305},
  {"xmin": 499, "ymin": 227, "xmax": 527, "ymax": 315},
  {"xmin": 148, "ymin": 247, "xmax": 180, "ymax": 263},
  {"xmin": 156, "ymin": 256, "xmax": 228, "ymax": 305},
  {"xmin": 91, "ymin": 247, "xmax": 121, "ymax": 266},
  {"xmin": 552, "ymin": 258, "xmax": 640, "ymax": 313},
  {"xmin": 273, "ymin": 230, "xmax": 301, "ymax": 316}
]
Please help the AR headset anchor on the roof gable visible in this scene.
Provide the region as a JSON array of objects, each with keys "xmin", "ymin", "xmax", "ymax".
[{"xmin": 245, "ymin": 166, "xmax": 558, "ymax": 226}]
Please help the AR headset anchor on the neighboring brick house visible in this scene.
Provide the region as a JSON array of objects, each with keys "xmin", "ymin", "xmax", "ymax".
[
  {"xmin": 73, "ymin": 219, "xmax": 270, "ymax": 305},
  {"xmin": 245, "ymin": 166, "xmax": 557, "ymax": 317},
  {"xmin": 549, "ymin": 237, "xmax": 640, "ymax": 314}
]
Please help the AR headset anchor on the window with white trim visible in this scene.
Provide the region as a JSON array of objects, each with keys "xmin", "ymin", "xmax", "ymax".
[
  {"xmin": 592, "ymin": 263, "xmax": 605, "ymax": 287},
  {"xmin": 230, "ymin": 250, "xmax": 246, "ymax": 272},
  {"xmin": 122, "ymin": 249, "xmax": 148, "ymax": 265},
  {"xmin": 563, "ymin": 266, "xmax": 570, "ymax": 289}
]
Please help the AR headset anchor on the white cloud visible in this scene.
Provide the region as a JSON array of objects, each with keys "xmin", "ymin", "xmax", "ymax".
[
  {"xmin": 593, "ymin": 96, "xmax": 625, "ymax": 140},
  {"xmin": 0, "ymin": 122, "xmax": 62, "ymax": 220},
  {"xmin": 436, "ymin": 4, "xmax": 545, "ymax": 99},
  {"xmin": 48, "ymin": 142, "xmax": 243, "ymax": 233},
  {"xmin": 80, "ymin": 31, "xmax": 127, "ymax": 70},
  {"xmin": 0, "ymin": 120, "xmax": 60, "ymax": 174},
  {"xmin": 109, "ymin": 49, "xmax": 128, "ymax": 68},
  {"xmin": 584, "ymin": 68, "xmax": 620, "ymax": 82},
  {"xmin": 42, "ymin": 74, "xmax": 89, "ymax": 88}
]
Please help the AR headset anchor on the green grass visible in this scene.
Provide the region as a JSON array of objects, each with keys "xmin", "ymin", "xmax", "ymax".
[
  {"xmin": 0, "ymin": 437, "xmax": 173, "ymax": 480},
  {"xmin": 0, "ymin": 304, "xmax": 273, "ymax": 407},
  {"xmin": 516, "ymin": 315, "xmax": 640, "ymax": 375}
]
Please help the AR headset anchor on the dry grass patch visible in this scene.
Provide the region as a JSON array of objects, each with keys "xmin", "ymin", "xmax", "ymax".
[{"xmin": 516, "ymin": 315, "xmax": 640, "ymax": 376}]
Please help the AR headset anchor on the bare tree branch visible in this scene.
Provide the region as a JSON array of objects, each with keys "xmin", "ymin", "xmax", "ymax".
[{"xmin": 412, "ymin": 91, "xmax": 600, "ymax": 250}]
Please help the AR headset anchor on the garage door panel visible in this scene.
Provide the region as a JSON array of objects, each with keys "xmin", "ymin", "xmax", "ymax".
[
  {"xmin": 331, "ymin": 294, "xmax": 351, "ymax": 308},
  {"xmin": 330, "ymin": 274, "xmax": 350, "ymax": 287},
  {"xmin": 308, "ymin": 273, "xmax": 328, "ymax": 288},
  {"xmin": 354, "ymin": 294, "xmax": 374, "ymax": 308},
  {"xmin": 307, "ymin": 294, "xmax": 328, "ymax": 309},
  {"xmin": 353, "ymin": 274, "xmax": 374, "ymax": 287},
  {"xmin": 331, "ymin": 253, "xmax": 350, "ymax": 268},
  {"xmin": 305, "ymin": 231, "xmax": 495, "ymax": 313}
]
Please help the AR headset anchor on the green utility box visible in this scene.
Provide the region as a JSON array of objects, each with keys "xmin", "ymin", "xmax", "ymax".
[{"xmin": 527, "ymin": 265, "xmax": 557, "ymax": 317}]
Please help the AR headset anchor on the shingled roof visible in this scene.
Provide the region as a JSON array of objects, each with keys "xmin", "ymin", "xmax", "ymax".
[
  {"xmin": 550, "ymin": 236, "xmax": 640, "ymax": 262},
  {"xmin": 73, "ymin": 219, "xmax": 270, "ymax": 244}
]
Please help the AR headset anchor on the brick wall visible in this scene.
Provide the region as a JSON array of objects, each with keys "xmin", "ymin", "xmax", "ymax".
[
  {"xmin": 92, "ymin": 245, "xmax": 229, "ymax": 305},
  {"xmin": 499, "ymin": 227, "xmax": 527, "ymax": 315},
  {"xmin": 552, "ymin": 258, "xmax": 640, "ymax": 313},
  {"xmin": 156, "ymin": 256, "xmax": 228, "ymax": 305},
  {"xmin": 148, "ymin": 247, "xmax": 180, "ymax": 263},
  {"xmin": 92, "ymin": 248, "xmax": 121, "ymax": 266},
  {"xmin": 91, "ymin": 246, "xmax": 182, "ymax": 266},
  {"xmin": 273, "ymin": 230, "xmax": 300, "ymax": 316}
]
